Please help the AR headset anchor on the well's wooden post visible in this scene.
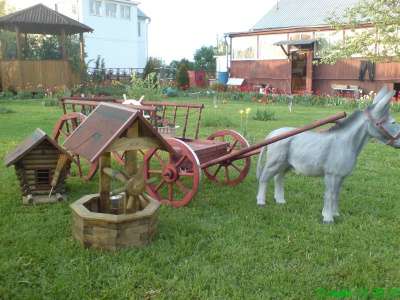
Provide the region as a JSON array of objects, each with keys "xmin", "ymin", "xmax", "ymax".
[
  {"xmin": 125, "ymin": 123, "xmax": 139, "ymax": 212},
  {"xmin": 125, "ymin": 123, "xmax": 139, "ymax": 176},
  {"xmin": 99, "ymin": 152, "xmax": 111, "ymax": 212},
  {"xmin": 15, "ymin": 26, "xmax": 21, "ymax": 60},
  {"xmin": 306, "ymin": 50, "xmax": 313, "ymax": 94}
]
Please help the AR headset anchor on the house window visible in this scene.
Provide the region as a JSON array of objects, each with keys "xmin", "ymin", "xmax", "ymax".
[
  {"xmin": 120, "ymin": 5, "xmax": 131, "ymax": 20},
  {"xmin": 35, "ymin": 169, "xmax": 51, "ymax": 187},
  {"xmin": 258, "ymin": 34, "xmax": 288, "ymax": 60},
  {"xmin": 138, "ymin": 21, "xmax": 141, "ymax": 37},
  {"xmin": 315, "ymin": 30, "xmax": 344, "ymax": 57},
  {"xmin": 90, "ymin": 0, "xmax": 102, "ymax": 16},
  {"xmin": 72, "ymin": 3, "xmax": 77, "ymax": 14},
  {"xmin": 231, "ymin": 36, "xmax": 257, "ymax": 60},
  {"xmin": 106, "ymin": 2, "xmax": 117, "ymax": 18}
]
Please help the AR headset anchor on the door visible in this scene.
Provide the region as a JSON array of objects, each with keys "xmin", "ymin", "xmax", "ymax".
[{"xmin": 291, "ymin": 49, "xmax": 313, "ymax": 94}]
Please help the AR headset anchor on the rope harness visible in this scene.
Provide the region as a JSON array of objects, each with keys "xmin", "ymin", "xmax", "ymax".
[{"xmin": 365, "ymin": 110, "xmax": 400, "ymax": 146}]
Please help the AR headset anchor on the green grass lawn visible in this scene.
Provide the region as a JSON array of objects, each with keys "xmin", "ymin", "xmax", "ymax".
[{"xmin": 0, "ymin": 98, "xmax": 400, "ymax": 299}]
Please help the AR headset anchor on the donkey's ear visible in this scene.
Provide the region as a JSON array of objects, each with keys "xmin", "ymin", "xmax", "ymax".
[
  {"xmin": 372, "ymin": 86, "xmax": 388, "ymax": 104},
  {"xmin": 372, "ymin": 90, "xmax": 395, "ymax": 116}
]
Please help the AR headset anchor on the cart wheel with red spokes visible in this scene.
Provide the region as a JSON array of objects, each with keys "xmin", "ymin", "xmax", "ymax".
[
  {"xmin": 143, "ymin": 138, "xmax": 200, "ymax": 208},
  {"xmin": 52, "ymin": 112, "xmax": 98, "ymax": 181},
  {"xmin": 204, "ymin": 129, "xmax": 251, "ymax": 186}
]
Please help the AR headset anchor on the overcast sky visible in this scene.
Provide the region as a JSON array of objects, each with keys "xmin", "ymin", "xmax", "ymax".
[{"xmin": 15, "ymin": 0, "xmax": 275, "ymax": 62}]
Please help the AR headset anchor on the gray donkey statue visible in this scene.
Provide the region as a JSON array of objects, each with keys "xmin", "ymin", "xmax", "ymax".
[{"xmin": 256, "ymin": 86, "xmax": 400, "ymax": 223}]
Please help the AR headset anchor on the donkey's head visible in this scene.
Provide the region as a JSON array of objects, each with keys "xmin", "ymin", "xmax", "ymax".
[{"xmin": 366, "ymin": 86, "xmax": 400, "ymax": 148}]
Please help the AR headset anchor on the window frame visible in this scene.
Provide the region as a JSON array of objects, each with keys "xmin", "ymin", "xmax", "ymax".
[
  {"xmin": 105, "ymin": 2, "xmax": 117, "ymax": 18},
  {"xmin": 90, "ymin": 0, "xmax": 102, "ymax": 16}
]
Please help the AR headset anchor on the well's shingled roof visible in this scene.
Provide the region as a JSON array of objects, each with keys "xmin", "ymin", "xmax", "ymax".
[
  {"xmin": 0, "ymin": 3, "xmax": 93, "ymax": 34},
  {"xmin": 252, "ymin": 0, "xmax": 360, "ymax": 31}
]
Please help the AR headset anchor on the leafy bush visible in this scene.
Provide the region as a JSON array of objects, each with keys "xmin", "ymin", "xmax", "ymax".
[
  {"xmin": 16, "ymin": 91, "xmax": 34, "ymax": 99},
  {"xmin": 176, "ymin": 64, "xmax": 189, "ymax": 89},
  {"xmin": 163, "ymin": 87, "xmax": 178, "ymax": 97},
  {"xmin": 391, "ymin": 102, "xmax": 400, "ymax": 113},
  {"xmin": 210, "ymin": 82, "xmax": 227, "ymax": 92},
  {"xmin": 72, "ymin": 83, "xmax": 127, "ymax": 97},
  {"xmin": 0, "ymin": 91, "xmax": 15, "ymax": 99},
  {"xmin": 0, "ymin": 107, "xmax": 15, "ymax": 114},
  {"xmin": 202, "ymin": 113, "xmax": 237, "ymax": 128},
  {"xmin": 42, "ymin": 99, "xmax": 59, "ymax": 107},
  {"xmin": 127, "ymin": 73, "xmax": 161, "ymax": 100},
  {"xmin": 253, "ymin": 109, "xmax": 277, "ymax": 121}
]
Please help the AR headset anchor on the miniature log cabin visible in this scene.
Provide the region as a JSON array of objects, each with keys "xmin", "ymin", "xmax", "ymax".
[
  {"xmin": 4, "ymin": 128, "xmax": 71, "ymax": 204},
  {"xmin": 64, "ymin": 102, "xmax": 173, "ymax": 250}
]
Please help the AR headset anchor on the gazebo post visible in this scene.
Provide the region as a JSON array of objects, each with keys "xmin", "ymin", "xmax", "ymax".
[
  {"xmin": 24, "ymin": 33, "xmax": 28, "ymax": 58},
  {"xmin": 79, "ymin": 32, "xmax": 85, "ymax": 76},
  {"xmin": 15, "ymin": 26, "xmax": 21, "ymax": 60},
  {"xmin": 60, "ymin": 29, "xmax": 67, "ymax": 60},
  {"xmin": 79, "ymin": 32, "xmax": 84, "ymax": 65}
]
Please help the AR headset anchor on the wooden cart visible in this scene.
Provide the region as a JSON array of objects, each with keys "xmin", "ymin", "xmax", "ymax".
[{"xmin": 54, "ymin": 97, "xmax": 346, "ymax": 208}]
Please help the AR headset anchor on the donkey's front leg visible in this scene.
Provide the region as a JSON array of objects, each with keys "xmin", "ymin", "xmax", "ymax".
[{"xmin": 322, "ymin": 174, "xmax": 343, "ymax": 223}]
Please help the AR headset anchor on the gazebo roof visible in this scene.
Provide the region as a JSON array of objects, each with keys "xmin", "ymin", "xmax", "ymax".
[{"xmin": 0, "ymin": 4, "xmax": 93, "ymax": 35}]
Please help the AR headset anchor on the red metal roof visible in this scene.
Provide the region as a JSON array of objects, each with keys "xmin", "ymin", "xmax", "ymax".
[{"xmin": 63, "ymin": 102, "xmax": 173, "ymax": 163}]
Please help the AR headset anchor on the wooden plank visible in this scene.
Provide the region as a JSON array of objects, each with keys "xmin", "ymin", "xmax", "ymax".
[
  {"xmin": 99, "ymin": 153, "xmax": 111, "ymax": 213},
  {"xmin": 106, "ymin": 137, "xmax": 159, "ymax": 152}
]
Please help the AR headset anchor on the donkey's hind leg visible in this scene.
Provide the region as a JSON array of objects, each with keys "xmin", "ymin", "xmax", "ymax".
[
  {"xmin": 256, "ymin": 164, "xmax": 285, "ymax": 206},
  {"xmin": 274, "ymin": 172, "xmax": 286, "ymax": 204}
]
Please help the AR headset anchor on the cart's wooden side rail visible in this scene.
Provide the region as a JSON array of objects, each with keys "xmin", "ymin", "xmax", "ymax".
[
  {"xmin": 200, "ymin": 112, "xmax": 347, "ymax": 169},
  {"xmin": 140, "ymin": 101, "xmax": 205, "ymax": 140},
  {"xmin": 59, "ymin": 97, "xmax": 205, "ymax": 140}
]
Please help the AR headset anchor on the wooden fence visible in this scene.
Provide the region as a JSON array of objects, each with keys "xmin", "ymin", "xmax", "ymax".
[{"xmin": 0, "ymin": 59, "xmax": 80, "ymax": 91}]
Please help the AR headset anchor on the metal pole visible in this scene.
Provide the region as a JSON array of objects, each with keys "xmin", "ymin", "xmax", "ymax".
[{"xmin": 200, "ymin": 112, "xmax": 347, "ymax": 169}]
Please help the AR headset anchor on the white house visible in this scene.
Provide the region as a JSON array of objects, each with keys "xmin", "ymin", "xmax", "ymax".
[{"xmin": 52, "ymin": 0, "xmax": 150, "ymax": 69}]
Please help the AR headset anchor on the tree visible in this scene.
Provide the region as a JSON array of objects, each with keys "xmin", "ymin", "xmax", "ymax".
[
  {"xmin": 194, "ymin": 46, "xmax": 216, "ymax": 75},
  {"xmin": 142, "ymin": 57, "xmax": 163, "ymax": 80},
  {"xmin": 320, "ymin": 0, "xmax": 400, "ymax": 64},
  {"xmin": 176, "ymin": 63, "xmax": 189, "ymax": 89}
]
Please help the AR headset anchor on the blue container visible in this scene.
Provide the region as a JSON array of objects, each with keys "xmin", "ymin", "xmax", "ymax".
[{"xmin": 217, "ymin": 72, "xmax": 228, "ymax": 84}]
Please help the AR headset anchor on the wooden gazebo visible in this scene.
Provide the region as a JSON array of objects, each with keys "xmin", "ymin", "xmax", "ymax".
[{"xmin": 0, "ymin": 4, "xmax": 93, "ymax": 91}]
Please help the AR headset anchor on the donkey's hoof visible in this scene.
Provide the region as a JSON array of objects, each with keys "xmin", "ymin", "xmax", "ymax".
[
  {"xmin": 323, "ymin": 219, "xmax": 334, "ymax": 224},
  {"xmin": 257, "ymin": 204, "xmax": 266, "ymax": 208},
  {"xmin": 275, "ymin": 199, "xmax": 286, "ymax": 204}
]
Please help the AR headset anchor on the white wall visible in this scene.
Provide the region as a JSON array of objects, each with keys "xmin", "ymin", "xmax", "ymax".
[
  {"xmin": 54, "ymin": 0, "xmax": 149, "ymax": 69},
  {"xmin": 136, "ymin": 18, "xmax": 149, "ymax": 68},
  {"xmin": 83, "ymin": 0, "xmax": 137, "ymax": 68}
]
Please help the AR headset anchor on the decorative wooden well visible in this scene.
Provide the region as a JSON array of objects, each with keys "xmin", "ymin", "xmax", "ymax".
[
  {"xmin": 64, "ymin": 103, "xmax": 174, "ymax": 250},
  {"xmin": 4, "ymin": 128, "xmax": 71, "ymax": 204}
]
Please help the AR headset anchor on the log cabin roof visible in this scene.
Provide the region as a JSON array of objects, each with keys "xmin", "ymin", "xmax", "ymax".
[
  {"xmin": 251, "ymin": 0, "xmax": 360, "ymax": 31},
  {"xmin": 0, "ymin": 4, "xmax": 93, "ymax": 34},
  {"xmin": 63, "ymin": 102, "xmax": 174, "ymax": 163},
  {"xmin": 4, "ymin": 128, "xmax": 69, "ymax": 167}
]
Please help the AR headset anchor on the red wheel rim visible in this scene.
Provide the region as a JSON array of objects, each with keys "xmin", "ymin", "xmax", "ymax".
[
  {"xmin": 143, "ymin": 138, "xmax": 200, "ymax": 208},
  {"xmin": 52, "ymin": 112, "xmax": 98, "ymax": 181},
  {"xmin": 204, "ymin": 130, "xmax": 251, "ymax": 186}
]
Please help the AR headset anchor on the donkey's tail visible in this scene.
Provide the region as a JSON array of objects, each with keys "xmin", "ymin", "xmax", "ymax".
[{"xmin": 256, "ymin": 145, "xmax": 267, "ymax": 180}]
